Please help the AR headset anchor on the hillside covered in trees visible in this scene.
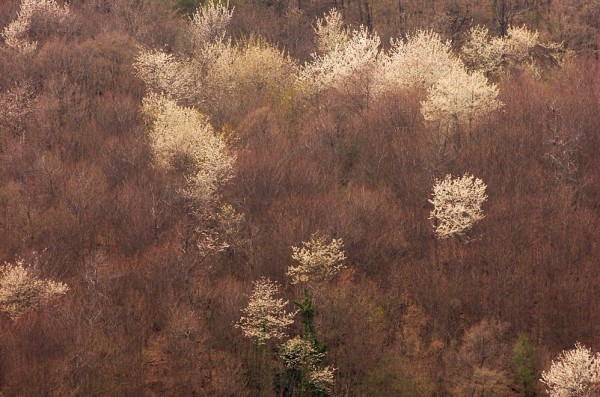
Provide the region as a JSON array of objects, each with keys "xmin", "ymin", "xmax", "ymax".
[{"xmin": 0, "ymin": 0, "xmax": 599, "ymax": 395}]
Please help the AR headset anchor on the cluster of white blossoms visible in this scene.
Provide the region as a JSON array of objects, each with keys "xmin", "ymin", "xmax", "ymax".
[
  {"xmin": 0, "ymin": 81, "xmax": 35, "ymax": 133},
  {"xmin": 141, "ymin": 94, "xmax": 235, "ymax": 204},
  {"xmin": 502, "ymin": 26, "xmax": 541, "ymax": 63},
  {"xmin": 461, "ymin": 25, "xmax": 566, "ymax": 77},
  {"xmin": 297, "ymin": 9, "xmax": 502, "ymax": 127},
  {"xmin": 287, "ymin": 235, "xmax": 346, "ymax": 285},
  {"xmin": 135, "ymin": 39, "xmax": 294, "ymax": 117},
  {"xmin": 314, "ymin": 8, "xmax": 349, "ymax": 54},
  {"xmin": 373, "ymin": 30, "xmax": 457, "ymax": 93},
  {"xmin": 296, "ymin": 21, "xmax": 380, "ymax": 96},
  {"xmin": 280, "ymin": 336, "xmax": 335, "ymax": 392},
  {"xmin": 0, "ymin": 259, "xmax": 69, "ymax": 318},
  {"xmin": 196, "ymin": 202, "xmax": 246, "ymax": 257},
  {"xmin": 237, "ymin": 237, "xmax": 341, "ymax": 388},
  {"xmin": 189, "ymin": 1, "xmax": 234, "ymax": 49},
  {"xmin": 236, "ymin": 278, "xmax": 296, "ymax": 345},
  {"xmin": 541, "ymin": 343, "xmax": 600, "ymax": 397},
  {"xmin": 429, "ymin": 174, "xmax": 487, "ymax": 239},
  {"xmin": 460, "ymin": 25, "xmax": 507, "ymax": 77},
  {"xmin": 420, "ymin": 67, "xmax": 502, "ymax": 128},
  {"xmin": 375, "ymin": 29, "xmax": 502, "ymax": 128},
  {"xmin": 279, "ymin": 336, "xmax": 324, "ymax": 368},
  {"xmin": 141, "ymin": 93, "xmax": 216, "ymax": 167},
  {"xmin": 308, "ymin": 365, "xmax": 336, "ymax": 393},
  {"xmin": 279, "ymin": 335, "xmax": 335, "ymax": 392},
  {"xmin": 1, "ymin": 0, "xmax": 69, "ymax": 54},
  {"xmin": 134, "ymin": 2, "xmax": 234, "ymax": 103},
  {"xmin": 133, "ymin": 50, "xmax": 196, "ymax": 104}
]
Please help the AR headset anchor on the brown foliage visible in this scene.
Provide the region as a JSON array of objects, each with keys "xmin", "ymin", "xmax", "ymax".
[{"xmin": 0, "ymin": 1, "xmax": 599, "ymax": 395}]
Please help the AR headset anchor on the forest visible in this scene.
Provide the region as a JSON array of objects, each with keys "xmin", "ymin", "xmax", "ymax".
[{"xmin": 0, "ymin": 0, "xmax": 599, "ymax": 395}]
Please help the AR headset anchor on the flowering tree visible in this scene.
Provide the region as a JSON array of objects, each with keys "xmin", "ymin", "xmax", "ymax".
[
  {"xmin": 199, "ymin": 38, "xmax": 296, "ymax": 111},
  {"xmin": 236, "ymin": 278, "xmax": 296, "ymax": 345},
  {"xmin": 429, "ymin": 174, "xmax": 487, "ymax": 239},
  {"xmin": 461, "ymin": 25, "xmax": 567, "ymax": 77},
  {"xmin": 280, "ymin": 335, "xmax": 335, "ymax": 393},
  {"xmin": 314, "ymin": 8, "xmax": 348, "ymax": 54},
  {"xmin": 236, "ymin": 242, "xmax": 342, "ymax": 392},
  {"xmin": 373, "ymin": 30, "xmax": 461, "ymax": 94},
  {"xmin": 0, "ymin": 259, "xmax": 69, "ymax": 318},
  {"xmin": 541, "ymin": 343, "xmax": 600, "ymax": 397},
  {"xmin": 0, "ymin": 81, "xmax": 35, "ymax": 134},
  {"xmin": 301, "ymin": 17, "xmax": 505, "ymax": 126},
  {"xmin": 135, "ymin": 38, "xmax": 295, "ymax": 121},
  {"xmin": 420, "ymin": 66, "xmax": 502, "ymax": 129},
  {"xmin": 196, "ymin": 203, "xmax": 246, "ymax": 256},
  {"xmin": 296, "ymin": 24, "xmax": 380, "ymax": 96},
  {"xmin": 189, "ymin": 0, "xmax": 234, "ymax": 49},
  {"xmin": 280, "ymin": 336, "xmax": 324, "ymax": 369},
  {"xmin": 2, "ymin": 0, "xmax": 69, "ymax": 54},
  {"xmin": 136, "ymin": 21, "xmax": 294, "ymax": 116},
  {"xmin": 308, "ymin": 365, "xmax": 336, "ymax": 393},
  {"xmin": 368, "ymin": 28, "xmax": 503, "ymax": 128},
  {"xmin": 141, "ymin": 94, "xmax": 235, "ymax": 204},
  {"xmin": 460, "ymin": 26, "xmax": 506, "ymax": 77},
  {"xmin": 503, "ymin": 26, "xmax": 542, "ymax": 65},
  {"xmin": 133, "ymin": 50, "xmax": 196, "ymax": 103},
  {"xmin": 287, "ymin": 235, "xmax": 346, "ymax": 285}
]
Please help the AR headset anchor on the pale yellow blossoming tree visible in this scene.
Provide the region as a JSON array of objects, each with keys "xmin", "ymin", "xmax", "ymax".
[
  {"xmin": 429, "ymin": 174, "xmax": 487, "ymax": 239},
  {"xmin": 2, "ymin": 0, "xmax": 69, "ymax": 54},
  {"xmin": 236, "ymin": 278, "xmax": 296, "ymax": 345},
  {"xmin": 296, "ymin": 23, "xmax": 380, "ymax": 96},
  {"xmin": 421, "ymin": 66, "xmax": 502, "ymax": 130},
  {"xmin": 314, "ymin": 8, "xmax": 348, "ymax": 54},
  {"xmin": 141, "ymin": 93, "xmax": 235, "ymax": 205},
  {"xmin": 0, "ymin": 259, "xmax": 69, "ymax": 318},
  {"xmin": 287, "ymin": 235, "xmax": 346, "ymax": 285},
  {"xmin": 279, "ymin": 336, "xmax": 336, "ymax": 393},
  {"xmin": 189, "ymin": 0, "xmax": 234, "ymax": 48},
  {"xmin": 373, "ymin": 30, "xmax": 460, "ymax": 94}
]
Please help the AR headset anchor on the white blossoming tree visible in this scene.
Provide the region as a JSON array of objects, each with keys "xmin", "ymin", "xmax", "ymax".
[
  {"xmin": 373, "ymin": 30, "xmax": 461, "ymax": 95},
  {"xmin": 460, "ymin": 25, "xmax": 506, "ymax": 77},
  {"xmin": 189, "ymin": 0, "xmax": 234, "ymax": 49},
  {"xmin": 135, "ymin": 0, "xmax": 294, "ymax": 119},
  {"xmin": 287, "ymin": 235, "xmax": 346, "ymax": 285},
  {"xmin": 236, "ymin": 278, "xmax": 296, "ymax": 345},
  {"xmin": 309, "ymin": 365, "xmax": 336, "ymax": 393},
  {"xmin": 541, "ymin": 343, "xmax": 600, "ymax": 397},
  {"xmin": 2, "ymin": 0, "xmax": 69, "ymax": 54},
  {"xmin": 503, "ymin": 26, "xmax": 542, "ymax": 65},
  {"xmin": 461, "ymin": 25, "xmax": 567, "ymax": 77},
  {"xmin": 296, "ymin": 23, "xmax": 380, "ymax": 96},
  {"xmin": 199, "ymin": 38, "xmax": 296, "ymax": 115},
  {"xmin": 133, "ymin": 50, "xmax": 197, "ymax": 104},
  {"xmin": 141, "ymin": 93, "xmax": 235, "ymax": 204},
  {"xmin": 0, "ymin": 259, "xmax": 69, "ymax": 318},
  {"xmin": 280, "ymin": 336, "xmax": 324, "ymax": 369},
  {"xmin": 421, "ymin": 65, "xmax": 502, "ymax": 129},
  {"xmin": 236, "ymin": 239, "xmax": 342, "ymax": 393},
  {"xmin": 314, "ymin": 8, "xmax": 348, "ymax": 54},
  {"xmin": 284, "ymin": 235, "xmax": 344, "ymax": 396},
  {"xmin": 0, "ymin": 81, "xmax": 35, "ymax": 135},
  {"xmin": 135, "ymin": 38, "xmax": 295, "ymax": 123},
  {"xmin": 279, "ymin": 335, "xmax": 335, "ymax": 394},
  {"xmin": 196, "ymin": 203, "xmax": 246, "ymax": 256},
  {"xmin": 367, "ymin": 28, "xmax": 503, "ymax": 129},
  {"xmin": 429, "ymin": 174, "xmax": 487, "ymax": 239}
]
